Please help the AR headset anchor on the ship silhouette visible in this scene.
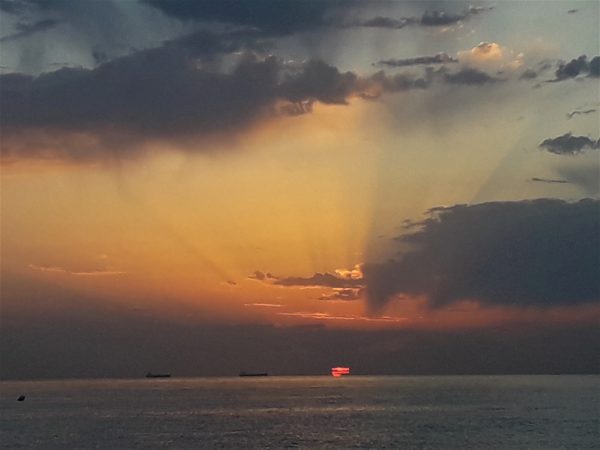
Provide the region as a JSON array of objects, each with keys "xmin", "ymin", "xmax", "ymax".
[{"xmin": 145, "ymin": 372, "xmax": 171, "ymax": 378}]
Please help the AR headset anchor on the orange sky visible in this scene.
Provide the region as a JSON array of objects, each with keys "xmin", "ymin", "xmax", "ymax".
[{"xmin": 1, "ymin": 0, "xmax": 599, "ymax": 379}]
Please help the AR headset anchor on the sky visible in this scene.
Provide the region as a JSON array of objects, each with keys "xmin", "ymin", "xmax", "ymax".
[{"xmin": 1, "ymin": 0, "xmax": 599, "ymax": 379}]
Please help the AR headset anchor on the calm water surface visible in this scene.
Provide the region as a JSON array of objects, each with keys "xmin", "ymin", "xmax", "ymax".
[{"xmin": 1, "ymin": 375, "xmax": 598, "ymax": 449}]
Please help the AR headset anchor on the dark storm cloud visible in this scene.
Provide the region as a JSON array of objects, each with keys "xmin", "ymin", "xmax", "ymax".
[
  {"xmin": 145, "ymin": 0, "xmax": 493, "ymax": 34},
  {"xmin": 357, "ymin": 16, "xmax": 415, "ymax": 30},
  {"xmin": 275, "ymin": 272, "xmax": 364, "ymax": 289},
  {"xmin": 539, "ymin": 133, "xmax": 599, "ymax": 155},
  {"xmin": 551, "ymin": 55, "xmax": 600, "ymax": 81},
  {"xmin": 143, "ymin": 0, "xmax": 348, "ymax": 34},
  {"xmin": 375, "ymin": 53, "xmax": 457, "ymax": 68},
  {"xmin": 420, "ymin": 10, "xmax": 470, "ymax": 26},
  {"xmin": 352, "ymin": 5, "xmax": 493, "ymax": 30},
  {"xmin": 0, "ymin": 0, "xmax": 64, "ymax": 12},
  {"xmin": 363, "ymin": 199, "xmax": 600, "ymax": 311},
  {"xmin": 420, "ymin": 6, "xmax": 493, "ymax": 26},
  {"xmin": 0, "ymin": 46, "xmax": 361, "ymax": 159},
  {"xmin": 0, "ymin": 49, "xmax": 283, "ymax": 141},
  {"xmin": 279, "ymin": 59, "xmax": 359, "ymax": 105},
  {"xmin": 0, "ymin": 29, "xmax": 440, "ymax": 160},
  {"xmin": 589, "ymin": 57, "xmax": 600, "ymax": 77},
  {"xmin": 0, "ymin": 0, "xmax": 31, "ymax": 14},
  {"xmin": 0, "ymin": 50, "xmax": 510, "ymax": 160},
  {"xmin": 366, "ymin": 69, "xmax": 432, "ymax": 93},
  {"xmin": 3, "ymin": 0, "xmax": 238, "ymax": 75},
  {"xmin": 443, "ymin": 68, "xmax": 500, "ymax": 85},
  {"xmin": 555, "ymin": 55, "xmax": 588, "ymax": 80},
  {"xmin": 0, "ymin": 18, "xmax": 60, "ymax": 43}
]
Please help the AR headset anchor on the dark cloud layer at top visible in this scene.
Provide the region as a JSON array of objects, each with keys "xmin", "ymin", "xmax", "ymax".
[
  {"xmin": 421, "ymin": 6, "xmax": 492, "ymax": 26},
  {"xmin": 363, "ymin": 199, "xmax": 600, "ymax": 311},
  {"xmin": 539, "ymin": 133, "xmax": 599, "ymax": 155},
  {"xmin": 0, "ymin": 28, "xmax": 441, "ymax": 161},
  {"xmin": 0, "ymin": 0, "xmax": 36, "ymax": 14},
  {"xmin": 145, "ymin": 0, "xmax": 493, "ymax": 34},
  {"xmin": 0, "ymin": 39, "xmax": 355, "ymax": 159},
  {"xmin": 0, "ymin": 18, "xmax": 60, "ymax": 43},
  {"xmin": 356, "ymin": 5, "xmax": 493, "ymax": 29},
  {"xmin": 144, "ymin": 0, "xmax": 347, "ymax": 34}
]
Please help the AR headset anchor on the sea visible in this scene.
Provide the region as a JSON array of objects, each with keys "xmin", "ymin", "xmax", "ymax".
[{"xmin": 1, "ymin": 375, "xmax": 598, "ymax": 449}]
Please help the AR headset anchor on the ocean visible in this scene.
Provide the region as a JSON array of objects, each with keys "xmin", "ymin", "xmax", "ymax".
[{"xmin": 1, "ymin": 375, "xmax": 598, "ymax": 449}]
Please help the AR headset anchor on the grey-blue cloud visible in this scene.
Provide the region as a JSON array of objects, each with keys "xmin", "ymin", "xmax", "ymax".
[
  {"xmin": 552, "ymin": 55, "xmax": 600, "ymax": 81},
  {"xmin": 0, "ymin": 30, "xmax": 438, "ymax": 161},
  {"xmin": 0, "ymin": 18, "xmax": 59, "ymax": 43},
  {"xmin": 143, "ymin": 0, "xmax": 348, "ymax": 34},
  {"xmin": 539, "ymin": 133, "xmax": 599, "ymax": 155},
  {"xmin": 363, "ymin": 199, "xmax": 600, "ymax": 311},
  {"xmin": 274, "ymin": 272, "xmax": 363, "ymax": 289},
  {"xmin": 375, "ymin": 53, "xmax": 457, "ymax": 68},
  {"xmin": 144, "ymin": 0, "xmax": 493, "ymax": 34}
]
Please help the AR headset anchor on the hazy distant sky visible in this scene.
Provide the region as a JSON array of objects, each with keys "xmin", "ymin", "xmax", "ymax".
[{"xmin": 1, "ymin": 0, "xmax": 599, "ymax": 379}]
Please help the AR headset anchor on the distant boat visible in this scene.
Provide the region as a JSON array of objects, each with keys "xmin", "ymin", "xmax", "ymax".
[
  {"xmin": 145, "ymin": 372, "xmax": 171, "ymax": 378},
  {"xmin": 239, "ymin": 371, "xmax": 268, "ymax": 377}
]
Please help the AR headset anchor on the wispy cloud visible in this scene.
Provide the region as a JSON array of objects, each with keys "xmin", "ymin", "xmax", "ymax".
[
  {"xmin": 319, "ymin": 288, "xmax": 363, "ymax": 301},
  {"xmin": 28, "ymin": 264, "xmax": 126, "ymax": 277},
  {"xmin": 354, "ymin": 6, "xmax": 494, "ymax": 30},
  {"xmin": 277, "ymin": 311, "xmax": 406, "ymax": 323},
  {"xmin": 530, "ymin": 177, "xmax": 570, "ymax": 184},
  {"xmin": 375, "ymin": 53, "xmax": 457, "ymax": 68},
  {"xmin": 244, "ymin": 303, "xmax": 284, "ymax": 308},
  {"xmin": 566, "ymin": 109, "xmax": 597, "ymax": 119}
]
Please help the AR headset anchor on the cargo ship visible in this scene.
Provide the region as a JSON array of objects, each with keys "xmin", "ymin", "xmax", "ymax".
[
  {"xmin": 145, "ymin": 372, "xmax": 171, "ymax": 378},
  {"xmin": 239, "ymin": 371, "xmax": 268, "ymax": 377}
]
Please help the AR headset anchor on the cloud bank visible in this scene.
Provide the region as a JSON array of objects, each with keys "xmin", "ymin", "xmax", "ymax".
[
  {"xmin": 0, "ymin": 30, "xmax": 445, "ymax": 161},
  {"xmin": 143, "ymin": 0, "xmax": 346, "ymax": 34},
  {"xmin": 363, "ymin": 199, "xmax": 600, "ymax": 311},
  {"xmin": 356, "ymin": 5, "xmax": 493, "ymax": 29}
]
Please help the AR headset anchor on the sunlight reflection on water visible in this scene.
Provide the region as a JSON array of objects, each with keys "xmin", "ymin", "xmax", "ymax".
[{"xmin": 1, "ymin": 375, "xmax": 598, "ymax": 449}]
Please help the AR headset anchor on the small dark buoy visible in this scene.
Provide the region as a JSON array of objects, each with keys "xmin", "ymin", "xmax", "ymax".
[{"xmin": 17, "ymin": 395, "xmax": 25, "ymax": 402}]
